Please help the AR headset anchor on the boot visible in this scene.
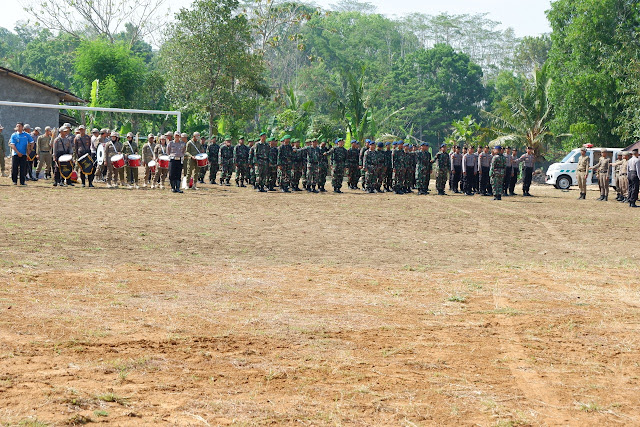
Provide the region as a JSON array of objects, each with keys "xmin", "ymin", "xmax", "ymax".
[
  {"xmin": 604, "ymin": 195, "xmax": 608, "ymax": 201},
  {"xmin": 319, "ymin": 185, "xmax": 326, "ymax": 192},
  {"xmin": 578, "ymin": 193, "xmax": 583, "ymax": 200},
  {"xmin": 312, "ymin": 185, "xmax": 319, "ymax": 193},
  {"xmin": 334, "ymin": 187, "xmax": 342, "ymax": 193}
]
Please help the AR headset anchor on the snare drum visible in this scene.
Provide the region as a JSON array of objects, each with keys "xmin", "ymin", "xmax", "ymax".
[
  {"xmin": 158, "ymin": 155, "xmax": 170, "ymax": 169},
  {"xmin": 127, "ymin": 154, "xmax": 141, "ymax": 167},
  {"xmin": 111, "ymin": 154, "xmax": 125, "ymax": 169},
  {"xmin": 148, "ymin": 160, "xmax": 157, "ymax": 175},
  {"xmin": 195, "ymin": 153, "xmax": 209, "ymax": 167},
  {"xmin": 58, "ymin": 154, "xmax": 74, "ymax": 179},
  {"xmin": 78, "ymin": 153, "xmax": 95, "ymax": 175},
  {"xmin": 96, "ymin": 144, "xmax": 105, "ymax": 165}
]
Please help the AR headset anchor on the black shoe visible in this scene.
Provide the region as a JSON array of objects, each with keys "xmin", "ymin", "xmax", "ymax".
[
  {"xmin": 367, "ymin": 189, "xmax": 375, "ymax": 193},
  {"xmin": 89, "ymin": 184, "xmax": 95, "ymax": 187},
  {"xmin": 597, "ymin": 196, "xmax": 604, "ymax": 201},
  {"xmin": 319, "ymin": 186, "xmax": 326, "ymax": 193},
  {"xmin": 312, "ymin": 186, "xmax": 319, "ymax": 193},
  {"xmin": 68, "ymin": 182, "xmax": 75, "ymax": 186},
  {"xmin": 53, "ymin": 182, "xmax": 58, "ymax": 187},
  {"xmin": 240, "ymin": 183, "xmax": 246, "ymax": 187}
]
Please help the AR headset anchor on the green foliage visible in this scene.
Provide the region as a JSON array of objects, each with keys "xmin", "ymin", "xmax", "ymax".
[
  {"xmin": 482, "ymin": 65, "xmax": 557, "ymax": 158},
  {"xmin": 161, "ymin": 0, "xmax": 269, "ymax": 136},
  {"xmin": 567, "ymin": 122, "xmax": 598, "ymax": 151},
  {"xmin": 385, "ymin": 44, "xmax": 486, "ymax": 144},
  {"xmin": 74, "ymin": 39, "xmax": 146, "ymax": 107},
  {"xmin": 512, "ymin": 35, "xmax": 551, "ymax": 76},
  {"xmin": 546, "ymin": 0, "xmax": 629, "ymax": 146}
]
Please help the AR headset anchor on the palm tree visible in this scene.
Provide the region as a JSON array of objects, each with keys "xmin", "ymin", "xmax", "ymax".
[{"xmin": 482, "ymin": 65, "xmax": 557, "ymax": 159}]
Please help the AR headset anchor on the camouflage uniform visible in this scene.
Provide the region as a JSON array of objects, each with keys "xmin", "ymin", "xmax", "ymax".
[
  {"xmin": 383, "ymin": 146, "xmax": 393, "ymax": 191},
  {"xmin": 346, "ymin": 146, "xmax": 360, "ymax": 189},
  {"xmin": 277, "ymin": 142, "xmax": 294, "ymax": 191},
  {"xmin": 207, "ymin": 141, "xmax": 220, "ymax": 183},
  {"xmin": 375, "ymin": 146, "xmax": 386, "ymax": 191},
  {"xmin": 434, "ymin": 150, "xmax": 449, "ymax": 194},
  {"xmin": 218, "ymin": 143, "xmax": 234, "ymax": 185},
  {"xmin": 248, "ymin": 143, "xmax": 256, "ymax": 187},
  {"xmin": 268, "ymin": 143, "xmax": 279, "ymax": 190},
  {"xmin": 318, "ymin": 144, "xmax": 330, "ymax": 190},
  {"xmin": 302, "ymin": 145, "xmax": 321, "ymax": 191},
  {"xmin": 326, "ymin": 145, "xmax": 347, "ymax": 191},
  {"xmin": 392, "ymin": 147, "xmax": 405, "ymax": 193},
  {"xmin": 291, "ymin": 144, "xmax": 304, "ymax": 190},
  {"xmin": 362, "ymin": 148, "xmax": 378, "ymax": 192},
  {"xmin": 233, "ymin": 142, "xmax": 250, "ymax": 186},
  {"xmin": 415, "ymin": 149, "xmax": 432, "ymax": 194},
  {"xmin": 254, "ymin": 140, "xmax": 270, "ymax": 191},
  {"xmin": 490, "ymin": 152, "xmax": 506, "ymax": 199}
]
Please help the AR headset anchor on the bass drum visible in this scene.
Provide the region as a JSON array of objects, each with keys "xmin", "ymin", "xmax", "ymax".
[{"xmin": 96, "ymin": 143, "xmax": 105, "ymax": 165}]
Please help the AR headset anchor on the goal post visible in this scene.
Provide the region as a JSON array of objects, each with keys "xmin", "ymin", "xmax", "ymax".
[{"xmin": 0, "ymin": 100, "xmax": 182, "ymax": 132}]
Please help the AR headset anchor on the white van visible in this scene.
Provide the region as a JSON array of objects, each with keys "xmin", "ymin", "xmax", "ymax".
[{"xmin": 545, "ymin": 147, "xmax": 623, "ymax": 190}]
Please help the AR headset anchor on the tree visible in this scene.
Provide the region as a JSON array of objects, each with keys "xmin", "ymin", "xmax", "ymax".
[
  {"xmin": 482, "ymin": 65, "xmax": 557, "ymax": 159},
  {"xmin": 385, "ymin": 44, "xmax": 485, "ymax": 143},
  {"xmin": 23, "ymin": 0, "xmax": 168, "ymax": 47},
  {"xmin": 161, "ymin": 0, "xmax": 269, "ymax": 137},
  {"xmin": 512, "ymin": 35, "xmax": 551, "ymax": 76},
  {"xmin": 546, "ymin": 0, "xmax": 631, "ymax": 146}
]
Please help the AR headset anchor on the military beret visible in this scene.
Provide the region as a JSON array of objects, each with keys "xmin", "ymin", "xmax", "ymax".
[
  {"xmin": 494, "ymin": 145, "xmax": 502, "ymax": 150},
  {"xmin": 527, "ymin": 146, "xmax": 533, "ymax": 150},
  {"xmin": 304, "ymin": 139, "xmax": 311, "ymax": 143},
  {"xmin": 633, "ymin": 148, "xmax": 639, "ymax": 153},
  {"xmin": 351, "ymin": 139, "xmax": 357, "ymax": 143},
  {"xmin": 365, "ymin": 139, "xmax": 371, "ymax": 143},
  {"xmin": 259, "ymin": 132, "xmax": 266, "ymax": 136},
  {"xmin": 335, "ymin": 138, "xmax": 341, "ymax": 143},
  {"xmin": 224, "ymin": 135, "xmax": 231, "ymax": 140},
  {"xmin": 440, "ymin": 143, "xmax": 447, "ymax": 148},
  {"xmin": 385, "ymin": 141, "xmax": 391, "ymax": 146},
  {"xmin": 420, "ymin": 142, "xmax": 428, "ymax": 147},
  {"xmin": 238, "ymin": 135, "xmax": 244, "ymax": 139},
  {"xmin": 398, "ymin": 140, "xmax": 404, "ymax": 144},
  {"xmin": 267, "ymin": 137, "xmax": 275, "ymax": 142},
  {"xmin": 377, "ymin": 141, "xmax": 384, "ymax": 147},
  {"xmin": 282, "ymin": 134, "xmax": 291, "ymax": 140}
]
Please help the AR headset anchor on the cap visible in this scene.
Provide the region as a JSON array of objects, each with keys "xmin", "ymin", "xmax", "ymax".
[
  {"xmin": 91, "ymin": 128, "xmax": 99, "ymax": 133},
  {"xmin": 159, "ymin": 135, "xmax": 166, "ymax": 140},
  {"xmin": 34, "ymin": 127, "xmax": 42, "ymax": 132},
  {"xmin": 100, "ymin": 128, "xmax": 108, "ymax": 134},
  {"xmin": 127, "ymin": 132, "xmax": 134, "ymax": 137},
  {"xmin": 110, "ymin": 131, "xmax": 119, "ymax": 137},
  {"xmin": 580, "ymin": 147, "xmax": 587, "ymax": 151},
  {"xmin": 600, "ymin": 148, "xmax": 607, "ymax": 152},
  {"xmin": 174, "ymin": 131, "xmax": 181, "ymax": 136},
  {"xmin": 194, "ymin": 132, "xmax": 200, "ymax": 137},
  {"xmin": 181, "ymin": 133, "xmax": 188, "ymax": 138},
  {"xmin": 633, "ymin": 148, "xmax": 639, "ymax": 153},
  {"xmin": 44, "ymin": 126, "xmax": 51, "ymax": 131},
  {"xmin": 24, "ymin": 124, "xmax": 31, "ymax": 130},
  {"xmin": 59, "ymin": 126, "xmax": 69, "ymax": 132},
  {"xmin": 148, "ymin": 133, "xmax": 155, "ymax": 138},
  {"xmin": 78, "ymin": 125, "xmax": 85, "ymax": 130}
]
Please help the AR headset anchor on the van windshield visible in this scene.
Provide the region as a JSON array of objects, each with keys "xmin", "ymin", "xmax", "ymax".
[{"xmin": 561, "ymin": 150, "xmax": 580, "ymax": 163}]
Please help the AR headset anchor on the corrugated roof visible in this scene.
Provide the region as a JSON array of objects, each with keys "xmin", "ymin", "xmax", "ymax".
[{"xmin": 0, "ymin": 66, "xmax": 86, "ymax": 104}]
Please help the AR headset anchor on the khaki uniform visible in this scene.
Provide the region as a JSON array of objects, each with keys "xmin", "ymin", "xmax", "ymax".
[
  {"xmin": 576, "ymin": 154, "xmax": 590, "ymax": 194},
  {"xmin": 185, "ymin": 140, "xmax": 200, "ymax": 185},
  {"xmin": 153, "ymin": 143, "xmax": 168, "ymax": 187},
  {"xmin": 613, "ymin": 158, "xmax": 629, "ymax": 199},
  {"xmin": 592, "ymin": 156, "xmax": 611, "ymax": 198},
  {"xmin": 105, "ymin": 140, "xmax": 124, "ymax": 185},
  {"xmin": 142, "ymin": 141, "xmax": 156, "ymax": 185},
  {"xmin": 36, "ymin": 134, "xmax": 53, "ymax": 176},
  {"xmin": 122, "ymin": 139, "xmax": 139, "ymax": 185}
]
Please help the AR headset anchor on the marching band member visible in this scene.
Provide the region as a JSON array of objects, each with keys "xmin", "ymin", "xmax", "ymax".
[
  {"xmin": 167, "ymin": 131, "xmax": 186, "ymax": 193},
  {"xmin": 142, "ymin": 134, "xmax": 156, "ymax": 188},
  {"xmin": 153, "ymin": 134, "xmax": 169, "ymax": 189},
  {"xmin": 73, "ymin": 125, "xmax": 95, "ymax": 187},
  {"xmin": 105, "ymin": 131, "xmax": 124, "ymax": 188},
  {"xmin": 123, "ymin": 132, "xmax": 139, "ymax": 188},
  {"xmin": 52, "ymin": 125, "xmax": 73, "ymax": 187}
]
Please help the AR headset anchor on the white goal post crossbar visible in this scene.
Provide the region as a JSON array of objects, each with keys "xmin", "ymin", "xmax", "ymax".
[{"xmin": 0, "ymin": 100, "xmax": 181, "ymax": 132}]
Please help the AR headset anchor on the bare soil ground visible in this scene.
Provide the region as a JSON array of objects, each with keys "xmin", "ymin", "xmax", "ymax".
[{"xmin": 1, "ymin": 177, "xmax": 639, "ymax": 426}]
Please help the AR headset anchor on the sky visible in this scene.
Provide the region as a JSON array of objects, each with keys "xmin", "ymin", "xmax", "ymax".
[{"xmin": 6, "ymin": 0, "xmax": 552, "ymax": 38}]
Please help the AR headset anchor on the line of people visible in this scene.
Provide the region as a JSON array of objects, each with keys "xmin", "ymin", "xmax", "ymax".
[{"xmin": 5, "ymin": 122, "xmax": 538, "ymax": 199}]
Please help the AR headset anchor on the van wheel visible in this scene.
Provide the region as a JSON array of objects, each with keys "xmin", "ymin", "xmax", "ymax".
[{"xmin": 556, "ymin": 175, "xmax": 571, "ymax": 190}]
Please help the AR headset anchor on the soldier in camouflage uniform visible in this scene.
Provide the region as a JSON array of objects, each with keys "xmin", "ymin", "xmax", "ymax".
[
  {"xmin": 218, "ymin": 136, "xmax": 234, "ymax": 186},
  {"xmin": 325, "ymin": 137, "xmax": 347, "ymax": 193},
  {"xmin": 346, "ymin": 141, "xmax": 360, "ymax": 189},
  {"xmin": 267, "ymin": 137, "xmax": 279, "ymax": 191},
  {"xmin": 392, "ymin": 141, "xmax": 405, "ymax": 194},
  {"xmin": 318, "ymin": 139, "xmax": 330, "ymax": 192},
  {"xmin": 277, "ymin": 135, "xmax": 293, "ymax": 192},
  {"xmin": 233, "ymin": 136, "xmax": 250, "ymax": 187},
  {"xmin": 301, "ymin": 139, "xmax": 310, "ymax": 190},
  {"xmin": 434, "ymin": 143, "xmax": 449, "ymax": 195},
  {"xmin": 374, "ymin": 141, "xmax": 386, "ymax": 192},
  {"xmin": 291, "ymin": 139, "xmax": 304, "ymax": 191},
  {"xmin": 207, "ymin": 136, "xmax": 220, "ymax": 184},
  {"xmin": 489, "ymin": 145, "xmax": 506, "ymax": 200},
  {"xmin": 383, "ymin": 142, "xmax": 393, "ymax": 191},
  {"xmin": 253, "ymin": 133, "xmax": 270, "ymax": 192},
  {"xmin": 415, "ymin": 143, "xmax": 433, "ymax": 195},
  {"xmin": 362, "ymin": 141, "xmax": 378, "ymax": 193},
  {"xmin": 403, "ymin": 143, "xmax": 415, "ymax": 193},
  {"xmin": 300, "ymin": 138, "xmax": 321, "ymax": 193},
  {"xmin": 248, "ymin": 138, "xmax": 256, "ymax": 187},
  {"xmin": 359, "ymin": 140, "xmax": 370, "ymax": 190}
]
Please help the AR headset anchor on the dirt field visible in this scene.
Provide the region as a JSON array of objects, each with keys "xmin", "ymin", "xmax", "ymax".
[{"xmin": 1, "ymin": 177, "xmax": 639, "ymax": 426}]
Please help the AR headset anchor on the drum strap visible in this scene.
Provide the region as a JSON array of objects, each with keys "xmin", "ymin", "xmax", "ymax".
[
  {"xmin": 188, "ymin": 141, "xmax": 201, "ymax": 154},
  {"xmin": 125, "ymin": 140, "xmax": 134, "ymax": 154}
]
